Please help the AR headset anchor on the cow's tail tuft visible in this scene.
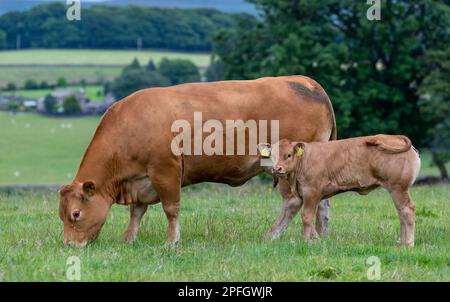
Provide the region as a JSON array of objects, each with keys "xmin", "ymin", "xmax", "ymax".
[{"xmin": 366, "ymin": 135, "xmax": 412, "ymax": 154}]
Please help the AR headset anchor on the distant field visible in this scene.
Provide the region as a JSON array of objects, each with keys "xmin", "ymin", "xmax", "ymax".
[
  {"xmin": 0, "ymin": 49, "xmax": 210, "ymax": 66},
  {"xmin": 0, "ymin": 113, "xmax": 448, "ymax": 186},
  {"xmin": 0, "ymin": 49, "xmax": 210, "ymax": 87},
  {"xmin": 0, "ymin": 66, "xmax": 122, "ymax": 87},
  {"xmin": 0, "ymin": 112, "xmax": 100, "ymax": 185},
  {"xmin": 1, "ymin": 85, "xmax": 104, "ymax": 102}
]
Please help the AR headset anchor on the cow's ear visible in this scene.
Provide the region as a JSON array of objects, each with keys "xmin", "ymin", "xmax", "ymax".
[
  {"xmin": 82, "ymin": 181, "xmax": 96, "ymax": 197},
  {"xmin": 257, "ymin": 143, "xmax": 272, "ymax": 158},
  {"xmin": 292, "ymin": 142, "xmax": 305, "ymax": 157}
]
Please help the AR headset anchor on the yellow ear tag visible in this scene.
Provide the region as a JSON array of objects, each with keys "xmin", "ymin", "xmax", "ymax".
[
  {"xmin": 260, "ymin": 147, "xmax": 271, "ymax": 158},
  {"xmin": 297, "ymin": 148, "xmax": 303, "ymax": 157}
]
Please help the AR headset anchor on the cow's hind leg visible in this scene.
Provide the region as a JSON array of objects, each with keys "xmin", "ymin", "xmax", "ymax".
[
  {"xmin": 390, "ymin": 188, "xmax": 416, "ymax": 247},
  {"xmin": 123, "ymin": 203, "xmax": 148, "ymax": 243},
  {"xmin": 265, "ymin": 179, "xmax": 303, "ymax": 240}
]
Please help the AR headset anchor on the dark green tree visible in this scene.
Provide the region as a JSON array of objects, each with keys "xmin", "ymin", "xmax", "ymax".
[
  {"xmin": 205, "ymin": 57, "xmax": 225, "ymax": 82},
  {"xmin": 40, "ymin": 81, "xmax": 50, "ymax": 89},
  {"xmin": 43, "ymin": 94, "xmax": 57, "ymax": 114},
  {"xmin": 146, "ymin": 59, "xmax": 157, "ymax": 71},
  {"xmin": 0, "ymin": 30, "xmax": 6, "ymax": 49},
  {"xmin": 56, "ymin": 77, "xmax": 67, "ymax": 88},
  {"xmin": 63, "ymin": 95, "xmax": 81, "ymax": 115},
  {"xmin": 111, "ymin": 69, "xmax": 171, "ymax": 100},
  {"xmin": 24, "ymin": 79, "xmax": 39, "ymax": 90},
  {"xmin": 418, "ymin": 49, "xmax": 450, "ymax": 179},
  {"xmin": 5, "ymin": 82, "xmax": 16, "ymax": 91},
  {"xmin": 122, "ymin": 58, "xmax": 141, "ymax": 74},
  {"xmin": 158, "ymin": 58, "xmax": 201, "ymax": 85}
]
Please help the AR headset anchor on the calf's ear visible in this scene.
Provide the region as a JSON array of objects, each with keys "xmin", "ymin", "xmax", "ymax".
[
  {"xmin": 257, "ymin": 143, "xmax": 272, "ymax": 158},
  {"xmin": 292, "ymin": 142, "xmax": 305, "ymax": 157},
  {"xmin": 82, "ymin": 181, "xmax": 96, "ymax": 197},
  {"xmin": 59, "ymin": 184, "xmax": 72, "ymax": 196}
]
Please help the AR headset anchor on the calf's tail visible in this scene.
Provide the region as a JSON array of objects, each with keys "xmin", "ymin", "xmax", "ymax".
[{"xmin": 366, "ymin": 135, "xmax": 412, "ymax": 154}]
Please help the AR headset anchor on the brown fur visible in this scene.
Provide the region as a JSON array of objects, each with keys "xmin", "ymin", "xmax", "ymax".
[
  {"xmin": 266, "ymin": 135, "xmax": 420, "ymax": 246},
  {"xmin": 59, "ymin": 75, "xmax": 337, "ymax": 246}
]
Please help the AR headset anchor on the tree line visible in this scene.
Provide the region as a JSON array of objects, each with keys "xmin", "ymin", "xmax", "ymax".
[
  {"xmin": 107, "ymin": 57, "xmax": 201, "ymax": 100},
  {"xmin": 0, "ymin": 3, "xmax": 253, "ymax": 51}
]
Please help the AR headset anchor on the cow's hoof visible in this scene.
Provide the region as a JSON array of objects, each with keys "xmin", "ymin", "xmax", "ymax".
[{"xmin": 123, "ymin": 230, "xmax": 137, "ymax": 243}]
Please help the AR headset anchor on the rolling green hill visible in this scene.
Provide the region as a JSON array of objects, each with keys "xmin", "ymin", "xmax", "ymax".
[{"xmin": 0, "ymin": 49, "xmax": 210, "ymax": 87}]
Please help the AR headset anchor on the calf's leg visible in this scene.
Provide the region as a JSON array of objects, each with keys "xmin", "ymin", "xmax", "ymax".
[
  {"xmin": 123, "ymin": 203, "xmax": 148, "ymax": 243},
  {"xmin": 315, "ymin": 199, "xmax": 330, "ymax": 236},
  {"xmin": 267, "ymin": 179, "xmax": 330, "ymax": 240},
  {"xmin": 265, "ymin": 179, "xmax": 303, "ymax": 240},
  {"xmin": 390, "ymin": 188, "xmax": 415, "ymax": 247},
  {"xmin": 301, "ymin": 191, "xmax": 321, "ymax": 241}
]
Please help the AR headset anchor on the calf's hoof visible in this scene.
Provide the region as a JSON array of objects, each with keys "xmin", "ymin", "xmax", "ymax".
[
  {"xmin": 164, "ymin": 239, "xmax": 180, "ymax": 248},
  {"xmin": 396, "ymin": 239, "xmax": 414, "ymax": 248}
]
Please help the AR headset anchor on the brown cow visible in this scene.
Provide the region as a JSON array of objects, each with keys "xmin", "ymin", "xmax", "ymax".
[
  {"xmin": 259, "ymin": 135, "xmax": 420, "ymax": 246},
  {"xmin": 59, "ymin": 75, "xmax": 337, "ymax": 247}
]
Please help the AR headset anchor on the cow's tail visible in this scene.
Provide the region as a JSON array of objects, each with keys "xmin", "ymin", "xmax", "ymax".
[
  {"xmin": 328, "ymin": 99, "xmax": 337, "ymax": 141},
  {"xmin": 366, "ymin": 135, "xmax": 412, "ymax": 154}
]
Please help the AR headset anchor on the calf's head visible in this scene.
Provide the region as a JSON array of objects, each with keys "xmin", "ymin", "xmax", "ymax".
[
  {"xmin": 258, "ymin": 139, "xmax": 305, "ymax": 177},
  {"xmin": 59, "ymin": 181, "xmax": 111, "ymax": 247}
]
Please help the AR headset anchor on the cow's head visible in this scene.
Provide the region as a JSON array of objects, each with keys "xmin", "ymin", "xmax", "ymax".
[
  {"xmin": 59, "ymin": 181, "xmax": 111, "ymax": 247},
  {"xmin": 258, "ymin": 139, "xmax": 305, "ymax": 177}
]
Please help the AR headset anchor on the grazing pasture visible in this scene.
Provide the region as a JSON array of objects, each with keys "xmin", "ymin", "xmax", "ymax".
[
  {"xmin": 0, "ymin": 184, "xmax": 448, "ymax": 281},
  {"xmin": 0, "ymin": 112, "xmax": 448, "ymax": 281},
  {"xmin": 0, "ymin": 112, "xmax": 99, "ymax": 185}
]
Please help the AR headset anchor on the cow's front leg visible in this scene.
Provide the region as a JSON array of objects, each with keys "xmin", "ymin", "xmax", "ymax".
[
  {"xmin": 148, "ymin": 162, "xmax": 182, "ymax": 245},
  {"xmin": 123, "ymin": 203, "xmax": 148, "ymax": 243},
  {"xmin": 265, "ymin": 179, "xmax": 303, "ymax": 240}
]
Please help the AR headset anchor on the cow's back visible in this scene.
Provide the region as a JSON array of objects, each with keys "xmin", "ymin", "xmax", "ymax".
[{"xmin": 85, "ymin": 76, "xmax": 336, "ymax": 186}]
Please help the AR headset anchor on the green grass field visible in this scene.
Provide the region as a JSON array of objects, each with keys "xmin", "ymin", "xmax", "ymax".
[
  {"xmin": 0, "ymin": 183, "xmax": 448, "ymax": 281},
  {"xmin": 0, "ymin": 112, "xmax": 100, "ymax": 185},
  {"xmin": 0, "ymin": 49, "xmax": 210, "ymax": 66},
  {"xmin": 1, "ymin": 85, "xmax": 105, "ymax": 102},
  {"xmin": 0, "ymin": 49, "xmax": 210, "ymax": 87},
  {"xmin": 0, "ymin": 113, "xmax": 448, "ymax": 281}
]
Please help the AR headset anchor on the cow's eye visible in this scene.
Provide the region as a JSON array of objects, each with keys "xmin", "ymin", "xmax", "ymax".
[{"xmin": 287, "ymin": 153, "xmax": 292, "ymax": 158}]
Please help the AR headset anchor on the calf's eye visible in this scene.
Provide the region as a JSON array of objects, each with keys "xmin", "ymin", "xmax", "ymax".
[{"xmin": 287, "ymin": 154, "xmax": 291, "ymax": 158}]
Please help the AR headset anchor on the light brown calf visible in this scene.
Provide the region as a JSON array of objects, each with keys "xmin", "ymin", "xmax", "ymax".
[{"xmin": 259, "ymin": 135, "xmax": 420, "ymax": 246}]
